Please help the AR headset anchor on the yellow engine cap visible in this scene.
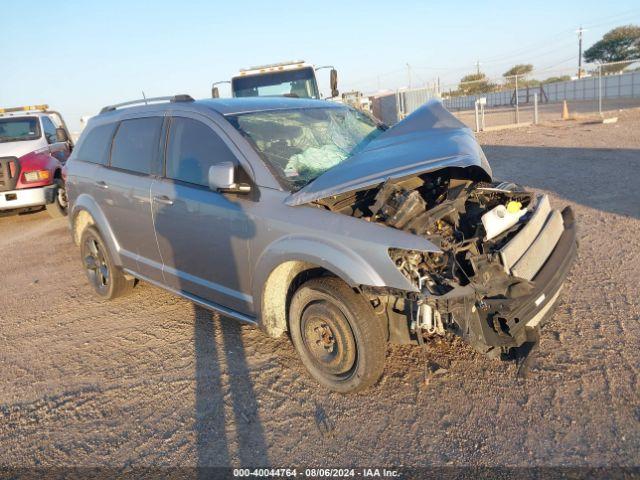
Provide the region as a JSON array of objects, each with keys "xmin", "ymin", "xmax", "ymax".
[{"xmin": 506, "ymin": 201, "xmax": 523, "ymax": 213}]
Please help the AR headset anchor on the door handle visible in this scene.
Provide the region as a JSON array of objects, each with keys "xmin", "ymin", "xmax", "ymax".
[
  {"xmin": 95, "ymin": 181, "xmax": 108, "ymax": 189},
  {"xmin": 153, "ymin": 195, "xmax": 174, "ymax": 206}
]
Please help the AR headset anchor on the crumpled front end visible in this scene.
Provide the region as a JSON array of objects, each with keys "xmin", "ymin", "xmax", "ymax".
[
  {"xmin": 317, "ymin": 169, "xmax": 577, "ymax": 358},
  {"xmin": 413, "ymin": 198, "xmax": 577, "ymax": 358}
]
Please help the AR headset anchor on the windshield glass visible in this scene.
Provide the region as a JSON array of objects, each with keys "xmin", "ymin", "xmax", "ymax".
[
  {"xmin": 0, "ymin": 117, "xmax": 41, "ymax": 143},
  {"xmin": 232, "ymin": 67, "xmax": 319, "ymax": 99},
  {"xmin": 228, "ymin": 106, "xmax": 384, "ymax": 191}
]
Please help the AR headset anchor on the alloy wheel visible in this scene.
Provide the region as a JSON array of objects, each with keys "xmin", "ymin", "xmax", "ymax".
[{"xmin": 84, "ymin": 237, "xmax": 110, "ymax": 293}]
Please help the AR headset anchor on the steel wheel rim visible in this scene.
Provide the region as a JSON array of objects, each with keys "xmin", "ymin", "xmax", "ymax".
[{"xmin": 300, "ymin": 301, "xmax": 357, "ymax": 376}]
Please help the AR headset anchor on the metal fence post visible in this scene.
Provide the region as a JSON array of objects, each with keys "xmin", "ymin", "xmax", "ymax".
[
  {"xmin": 598, "ymin": 64, "xmax": 603, "ymax": 116},
  {"xmin": 533, "ymin": 93, "xmax": 538, "ymax": 124},
  {"xmin": 395, "ymin": 90, "xmax": 402, "ymax": 123},
  {"xmin": 515, "ymin": 74, "xmax": 520, "ymax": 124},
  {"xmin": 474, "ymin": 100, "xmax": 480, "ymax": 133}
]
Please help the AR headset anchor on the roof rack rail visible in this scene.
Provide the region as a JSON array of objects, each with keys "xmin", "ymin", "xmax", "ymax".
[{"xmin": 99, "ymin": 94, "xmax": 194, "ymax": 114}]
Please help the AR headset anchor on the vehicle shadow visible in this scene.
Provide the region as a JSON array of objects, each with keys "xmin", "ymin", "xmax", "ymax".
[
  {"xmin": 152, "ymin": 176, "xmax": 269, "ymax": 470},
  {"xmin": 193, "ymin": 306, "xmax": 269, "ymax": 473},
  {"xmin": 482, "ymin": 145, "xmax": 640, "ymax": 219},
  {"xmin": 0, "ymin": 206, "xmax": 47, "ymax": 218}
]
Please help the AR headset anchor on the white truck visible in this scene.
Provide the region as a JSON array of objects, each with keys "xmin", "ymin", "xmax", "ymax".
[
  {"xmin": 212, "ymin": 60, "xmax": 338, "ymax": 100},
  {"xmin": 0, "ymin": 104, "xmax": 73, "ymax": 217}
]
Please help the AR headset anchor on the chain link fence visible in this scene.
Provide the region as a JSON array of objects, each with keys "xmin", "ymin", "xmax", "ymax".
[{"xmin": 369, "ymin": 60, "xmax": 640, "ymax": 130}]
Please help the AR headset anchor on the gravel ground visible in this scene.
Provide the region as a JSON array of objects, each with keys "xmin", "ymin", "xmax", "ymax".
[{"xmin": 0, "ymin": 110, "xmax": 638, "ymax": 471}]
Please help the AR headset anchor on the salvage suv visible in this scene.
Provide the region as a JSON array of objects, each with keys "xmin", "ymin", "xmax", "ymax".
[
  {"xmin": 0, "ymin": 105, "xmax": 73, "ymax": 217},
  {"xmin": 66, "ymin": 95, "xmax": 577, "ymax": 392}
]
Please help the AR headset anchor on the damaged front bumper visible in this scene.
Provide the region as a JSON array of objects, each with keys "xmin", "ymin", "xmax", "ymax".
[
  {"xmin": 440, "ymin": 206, "xmax": 577, "ymax": 357},
  {"xmin": 357, "ymin": 179, "xmax": 578, "ymax": 359}
]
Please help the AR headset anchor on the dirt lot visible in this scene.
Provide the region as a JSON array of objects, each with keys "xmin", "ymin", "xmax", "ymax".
[{"xmin": 1, "ymin": 110, "xmax": 639, "ymax": 471}]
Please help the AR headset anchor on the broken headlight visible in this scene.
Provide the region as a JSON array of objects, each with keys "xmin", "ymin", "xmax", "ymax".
[{"xmin": 388, "ymin": 248, "xmax": 449, "ymax": 294}]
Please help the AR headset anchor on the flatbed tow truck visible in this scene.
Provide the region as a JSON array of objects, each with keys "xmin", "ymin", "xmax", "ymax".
[{"xmin": 0, "ymin": 104, "xmax": 73, "ymax": 217}]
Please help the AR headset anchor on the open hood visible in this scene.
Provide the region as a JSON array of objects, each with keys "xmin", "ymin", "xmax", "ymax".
[{"xmin": 285, "ymin": 100, "xmax": 492, "ymax": 206}]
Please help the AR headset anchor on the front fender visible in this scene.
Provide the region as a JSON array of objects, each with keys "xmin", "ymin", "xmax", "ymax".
[
  {"xmin": 251, "ymin": 234, "xmax": 420, "ymax": 321},
  {"xmin": 255, "ymin": 234, "xmax": 384, "ymax": 285}
]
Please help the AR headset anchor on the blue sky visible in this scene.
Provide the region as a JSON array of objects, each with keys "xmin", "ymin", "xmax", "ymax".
[{"xmin": 2, "ymin": 0, "xmax": 639, "ymax": 130}]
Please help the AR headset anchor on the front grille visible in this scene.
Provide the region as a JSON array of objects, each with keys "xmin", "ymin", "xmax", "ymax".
[
  {"xmin": 0, "ymin": 156, "xmax": 20, "ymax": 192},
  {"xmin": 499, "ymin": 194, "xmax": 564, "ymax": 281}
]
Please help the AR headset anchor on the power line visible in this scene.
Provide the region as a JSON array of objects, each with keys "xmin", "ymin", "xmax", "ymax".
[
  {"xmin": 480, "ymin": 39, "xmax": 576, "ymax": 66},
  {"xmin": 537, "ymin": 56, "xmax": 578, "ymax": 72},
  {"xmin": 348, "ymin": 67, "xmax": 405, "ymax": 89},
  {"xmin": 344, "ymin": 10, "xmax": 640, "ymax": 92},
  {"xmin": 580, "ymin": 8, "xmax": 640, "ymax": 30},
  {"xmin": 472, "ymin": 9, "xmax": 640, "ymax": 65}
]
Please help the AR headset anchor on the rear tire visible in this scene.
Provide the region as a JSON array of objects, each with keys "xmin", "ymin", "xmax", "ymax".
[
  {"xmin": 289, "ymin": 277, "xmax": 386, "ymax": 393},
  {"xmin": 80, "ymin": 226, "xmax": 134, "ymax": 300},
  {"xmin": 46, "ymin": 179, "xmax": 68, "ymax": 218}
]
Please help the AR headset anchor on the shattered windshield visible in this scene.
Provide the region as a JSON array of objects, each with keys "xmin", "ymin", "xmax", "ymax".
[{"xmin": 227, "ymin": 107, "xmax": 384, "ymax": 190}]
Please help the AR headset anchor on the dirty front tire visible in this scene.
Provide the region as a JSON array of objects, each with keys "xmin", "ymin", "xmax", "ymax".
[
  {"xmin": 80, "ymin": 226, "xmax": 134, "ymax": 300},
  {"xmin": 45, "ymin": 179, "xmax": 68, "ymax": 218},
  {"xmin": 289, "ymin": 277, "xmax": 386, "ymax": 393}
]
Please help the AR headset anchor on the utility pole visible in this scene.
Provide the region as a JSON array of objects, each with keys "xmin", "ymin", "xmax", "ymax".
[
  {"xmin": 475, "ymin": 59, "xmax": 481, "ymax": 75},
  {"xmin": 406, "ymin": 63, "xmax": 412, "ymax": 89},
  {"xmin": 576, "ymin": 26, "xmax": 586, "ymax": 79}
]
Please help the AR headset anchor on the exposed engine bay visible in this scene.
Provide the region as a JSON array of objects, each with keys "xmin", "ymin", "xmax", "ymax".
[
  {"xmin": 315, "ymin": 167, "xmax": 576, "ymax": 358},
  {"xmin": 316, "ymin": 168, "xmax": 536, "ymax": 296}
]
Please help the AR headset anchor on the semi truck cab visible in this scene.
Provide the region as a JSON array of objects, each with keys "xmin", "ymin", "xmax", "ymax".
[{"xmin": 212, "ymin": 60, "xmax": 338, "ymax": 100}]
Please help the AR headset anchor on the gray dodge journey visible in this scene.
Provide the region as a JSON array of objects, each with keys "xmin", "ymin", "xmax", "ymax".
[{"xmin": 67, "ymin": 95, "xmax": 576, "ymax": 392}]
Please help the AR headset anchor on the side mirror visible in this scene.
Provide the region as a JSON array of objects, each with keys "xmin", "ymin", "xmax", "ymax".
[
  {"xmin": 208, "ymin": 162, "xmax": 250, "ymax": 193},
  {"xmin": 55, "ymin": 127, "xmax": 69, "ymax": 143},
  {"xmin": 330, "ymin": 69, "xmax": 339, "ymax": 98},
  {"xmin": 212, "ymin": 86, "xmax": 220, "ymax": 98}
]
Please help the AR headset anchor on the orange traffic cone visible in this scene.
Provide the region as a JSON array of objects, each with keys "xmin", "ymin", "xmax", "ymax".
[{"xmin": 561, "ymin": 100, "xmax": 570, "ymax": 120}]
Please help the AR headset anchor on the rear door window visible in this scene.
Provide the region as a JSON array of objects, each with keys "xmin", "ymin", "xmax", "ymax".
[
  {"xmin": 110, "ymin": 117, "xmax": 163, "ymax": 174},
  {"xmin": 74, "ymin": 123, "xmax": 117, "ymax": 165},
  {"xmin": 165, "ymin": 117, "xmax": 237, "ymax": 186}
]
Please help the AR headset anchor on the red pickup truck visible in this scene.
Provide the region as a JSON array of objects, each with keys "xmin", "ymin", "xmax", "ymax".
[{"xmin": 0, "ymin": 105, "xmax": 73, "ymax": 217}]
